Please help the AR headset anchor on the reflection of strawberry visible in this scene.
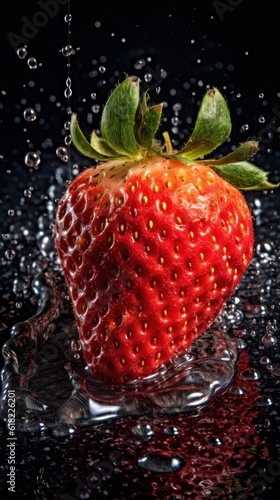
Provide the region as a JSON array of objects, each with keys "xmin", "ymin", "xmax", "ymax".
[
  {"xmin": 54, "ymin": 76, "xmax": 278, "ymax": 384},
  {"xmin": 57, "ymin": 350, "xmax": 269, "ymax": 499}
]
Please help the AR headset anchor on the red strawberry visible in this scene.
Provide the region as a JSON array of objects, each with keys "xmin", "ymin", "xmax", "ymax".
[{"xmin": 54, "ymin": 76, "xmax": 278, "ymax": 384}]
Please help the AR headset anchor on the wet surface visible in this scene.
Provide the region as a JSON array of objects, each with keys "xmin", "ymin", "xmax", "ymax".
[{"xmin": 1, "ymin": 2, "xmax": 280, "ymax": 499}]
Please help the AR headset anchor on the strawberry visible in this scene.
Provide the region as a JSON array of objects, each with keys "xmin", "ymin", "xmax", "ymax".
[{"xmin": 54, "ymin": 76, "xmax": 278, "ymax": 384}]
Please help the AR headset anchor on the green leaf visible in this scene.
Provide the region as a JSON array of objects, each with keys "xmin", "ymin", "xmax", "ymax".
[
  {"xmin": 136, "ymin": 95, "xmax": 163, "ymax": 148},
  {"xmin": 100, "ymin": 76, "xmax": 141, "ymax": 157},
  {"xmin": 211, "ymin": 161, "xmax": 280, "ymax": 190},
  {"xmin": 70, "ymin": 113, "xmax": 108, "ymax": 160},
  {"xmin": 178, "ymin": 87, "xmax": 232, "ymax": 160},
  {"xmin": 90, "ymin": 131, "xmax": 122, "ymax": 157},
  {"xmin": 204, "ymin": 141, "xmax": 259, "ymax": 166}
]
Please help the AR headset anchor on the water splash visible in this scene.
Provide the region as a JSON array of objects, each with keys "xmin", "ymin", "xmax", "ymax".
[{"xmin": 0, "ymin": 267, "xmax": 237, "ymax": 435}]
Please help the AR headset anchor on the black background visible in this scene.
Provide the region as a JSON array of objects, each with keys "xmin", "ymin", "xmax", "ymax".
[{"xmin": 1, "ymin": 1, "xmax": 280, "ymax": 499}]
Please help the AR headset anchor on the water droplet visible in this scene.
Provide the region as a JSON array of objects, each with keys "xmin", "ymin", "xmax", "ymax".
[
  {"xmin": 64, "ymin": 87, "xmax": 72, "ymax": 98},
  {"xmin": 27, "ymin": 57, "xmax": 38, "ymax": 70},
  {"xmin": 241, "ymin": 368, "xmax": 261, "ymax": 381},
  {"xmin": 256, "ymin": 395, "xmax": 273, "ymax": 407},
  {"xmin": 56, "ymin": 146, "xmax": 69, "ymax": 162},
  {"xmin": 132, "ymin": 423, "xmax": 155, "ymax": 439},
  {"xmin": 24, "ymin": 151, "xmax": 41, "ymax": 168},
  {"xmin": 71, "ymin": 339, "xmax": 82, "ymax": 352},
  {"xmin": 266, "ymin": 364, "xmax": 280, "ymax": 377},
  {"xmin": 259, "ymin": 356, "xmax": 271, "ymax": 365},
  {"xmin": 258, "ymin": 115, "xmax": 265, "ymax": 123},
  {"xmin": 138, "ymin": 453, "xmax": 185, "ymax": 473},
  {"xmin": 61, "ymin": 45, "xmax": 74, "ymax": 57},
  {"xmin": 241, "ymin": 124, "xmax": 249, "ymax": 131},
  {"xmin": 163, "ymin": 426, "xmax": 180, "ymax": 435},
  {"xmin": 144, "ymin": 73, "xmax": 153, "ymax": 83},
  {"xmin": 262, "ymin": 321, "xmax": 278, "ymax": 347},
  {"xmin": 64, "ymin": 13, "xmax": 72, "ymax": 23},
  {"xmin": 8, "ymin": 209, "xmax": 15, "ymax": 217},
  {"xmin": 24, "ymin": 189, "xmax": 32, "ymax": 198},
  {"xmin": 17, "ymin": 46, "xmax": 27, "ymax": 59},
  {"xmin": 229, "ymin": 386, "xmax": 245, "ymax": 396},
  {"xmin": 134, "ymin": 59, "xmax": 146, "ymax": 70},
  {"xmin": 91, "ymin": 104, "xmax": 100, "ymax": 114},
  {"xmin": 64, "ymin": 135, "xmax": 72, "ymax": 146},
  {"xmin": 5, "ymin": 249, "xmax": 16, "ymax": 260},
  {"xmin": 205, "ymin": 436, "xmax": 223, "ymax": 446},
  {"xmin": 23, "ymin": 107, "xmax": 37, "ymax": 122}
]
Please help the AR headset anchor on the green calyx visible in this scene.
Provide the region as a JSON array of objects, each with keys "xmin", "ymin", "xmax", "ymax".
[{"xmin": 70, "ymin": 75, "xmax": 279, "ymax": 191}]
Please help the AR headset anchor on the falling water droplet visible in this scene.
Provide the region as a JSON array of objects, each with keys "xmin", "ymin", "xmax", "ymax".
[
  {"xmin": 17, "ymin": 46, "xmax": 27, "ymax": 59},
  {"xmin": 64, "ymin": 87, "xmax": 72, "ymax": 98},
  {"xmin": 144, "ymin": 73, "xmax": 153, "ymax": 83},
  {"xmin": 24, "ymin": 151, "xmax": 41, "ymax": 168},
  {"xmin": 5, "ymin": 249, "xmax": 16, "ymax": 260},
  {"xmin": 56, "ymin": 146, "xmax": 69, "ymax": 162},
  {"xmin": 23, "ymin": 107, "xmax": 37, "ymax": 122},
  {"xmin": 27, "ymin": 57, "xmax": 38, "ymax": 70},
  {"xmin": 64, "ymin": 13, "xmax": 72, "ymax": 23},
  {"xmin": 61, "ymin": 45, "xmax": 74, "ymax": 57}
]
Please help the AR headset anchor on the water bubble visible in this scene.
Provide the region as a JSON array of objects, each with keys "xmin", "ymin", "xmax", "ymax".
[
  {"xmin": 258, "ymin": 115, "xmax": 265, "ymax": 123},
  {"xmin": 64, "ymin": 13, "xmax": 72, "ymax": 23},
  {"xmin": 17, "ymin": 46, "xmax": 27, "ymax": 59},
  {"xmin": 241, "ymin": 124, "xmax": 249, "ymax": 131},
  {"xmin": 23, "ymin": 107, "xmax": 37, "ymax": 122},
  {"xmin": 90, "ymin": 93, "xmax": 97, "ymax": 100},
  {"xmin": 27, "ymin": 57, "xmax": 38, "ymax": 70},
  {"xmin": 5, "ymin": 249, "xmax": 16, "ymax": 260},
  {"xmin": 138, "ymin": 453, "xmax": 185, "ymax": 473},
  {"xmin": 99, "ymin": 66, "xmax": 106, "ymax": 74},
  {"xmin": 8, "ymin": 209, "xmax": 15, "ymax": 217},
  {"xmin": 24, "ymin": 151, "xmax": 41, "ymax": 168}
]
